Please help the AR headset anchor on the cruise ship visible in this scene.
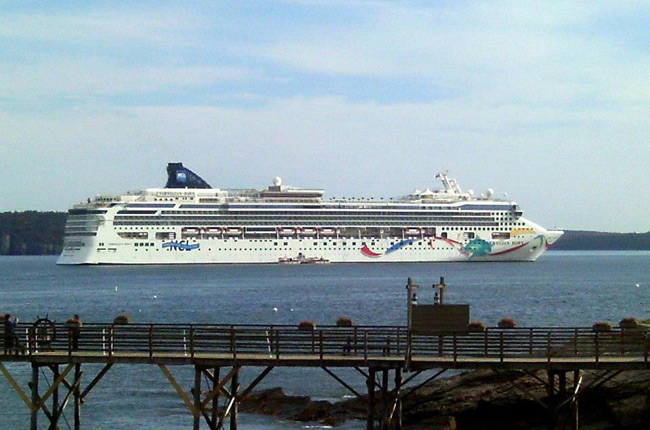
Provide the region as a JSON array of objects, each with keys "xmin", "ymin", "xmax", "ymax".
[{"xmin": 57, "ymin": 163, "xmax": 563, "ymax": 265}]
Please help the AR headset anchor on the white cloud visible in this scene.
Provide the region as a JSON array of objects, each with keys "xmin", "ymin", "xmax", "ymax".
[
  {"xmin": 0, "ymin": 61, "xmax": 262, "ymax": 100},
  {"xmin": 0, "ymin": 8, "xmax": 194, "ymax": 47},
  {"xmin": 263, "ymin": 1, "xmax": 650, "ymax": 107}
]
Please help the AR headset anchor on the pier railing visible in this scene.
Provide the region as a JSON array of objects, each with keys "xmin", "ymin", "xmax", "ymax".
[{"xmin": 6, "ymin": 323, "xmax": 649, "ymax": 363}]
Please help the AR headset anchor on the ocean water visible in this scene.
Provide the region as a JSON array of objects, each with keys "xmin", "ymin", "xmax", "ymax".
[{"xmin": 1, "ymin": 251, "xmax": 649, "ymax": 429}]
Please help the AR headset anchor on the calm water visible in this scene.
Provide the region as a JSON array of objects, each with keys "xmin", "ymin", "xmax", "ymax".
[{"xmin": 1, "ymin": 252, "xmax": 649, "ymax": 430}]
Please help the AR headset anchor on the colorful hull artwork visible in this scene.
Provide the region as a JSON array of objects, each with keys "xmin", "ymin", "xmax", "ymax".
[
  {"xmin": 360, "ymin": 235, "xmax": 549, "ymax": 261},
  {"xmin": 360, "ymin": 239, "xmax": 416, "ymax": 258},
  {"xmin": 162, "ymin": 241, "xmax": 200, "ymax": 251}
]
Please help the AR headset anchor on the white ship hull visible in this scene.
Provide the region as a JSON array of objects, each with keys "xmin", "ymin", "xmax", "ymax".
[{"xmin": 57, "ymin": 223, "xmax": 562, "ymax": 265}]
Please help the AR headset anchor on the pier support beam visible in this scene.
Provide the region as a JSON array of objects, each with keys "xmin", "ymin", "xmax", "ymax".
[
  {"xmin": 393, "ymin": 368, "xmax": 402, "ymax": 430},
  {"xmin": 30, "ymin": 364, "xmax": 38, "ymax": 430},
  {"xmin": 367, "ymin": 368, "xmax": 376, "ymax": 430},
  {"xmin": 212, "ymin": 367, "xmax": 220, "ymax": 427},
  {"xmin": 74, "ymin": 363, "xmax": 82, "ymax": 430},
  {"xmin": 381, "ymin": 369, "xmax": 389, "ymax": 429},
  {"xmin": 230, "ymin": 367, "xmax": 239, "ymax": 430},
  {"xmin": 51, "ymin": 364, "xmax": 60, "ymax": 430},
  {"xmin": 193, "ymin": 366, "xmax": 202, "ymax": 430},
  {"xmin": 545, "ymin": 370, "xmax": 583, "ymax": 430}
]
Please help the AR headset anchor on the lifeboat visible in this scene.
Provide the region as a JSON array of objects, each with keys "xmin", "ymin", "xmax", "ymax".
[
  {"xmin": 299, "ymin": 227, "xmax": 317, "ymax": 236},
  {"xmin": 319, "ymin": 227, "xmax": 337, "ymax": 236},
  {"xmin": 203, "ymin": 227, "xmax": 222, "ymax": 237},
  {"xmin": 181, "ymin": 227, "xmax": 201, "ymax": 237},
  {"xmin": 224, "ymin": 227, "xmax": 243, "ymax": 236},
  {"xmin": 404, "ymin": 227, "xmax": 422, "ymax": 236},
  {"xmin": 278, "ymin": 227, "xmax": 296, "ymax": 236}
]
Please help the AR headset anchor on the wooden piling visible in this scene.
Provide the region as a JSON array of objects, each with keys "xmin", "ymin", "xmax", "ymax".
[
  {"xmin": 30, "ymin": 364, "xmax": 38, "ymax": 430},
  {"xmin": 212, "ymin": 366, "xmax": 220, "ymax": 427},
  {"xmin": 52, "ymin": 364, "xmax": 60, "ymax": 429},
  {"xmin": 367, "ymin": 368, "xmax": 376, "ymax": 430},
  {"xmin": 230, "ymin": 367, "xmax": 239, "ymax": 430},
  {"xmin": 394, "ymin": 368, "xmax": 402, "ymax": 430},
  {"xmin": 381, "ymin": 369, "xmax": 389, "ymax": 429},
  {"xmin": 74, "ymin": 363, "xmax": 81, "ymax": 430},
  {"xmin": 193, "ymin": 366, "xmax": 201, "ymax": 430}
]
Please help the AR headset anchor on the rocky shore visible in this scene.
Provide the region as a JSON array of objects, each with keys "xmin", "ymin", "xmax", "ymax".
[{"xmin": 241, "ymin": 369, "xmax": 650, "ymax": 429}]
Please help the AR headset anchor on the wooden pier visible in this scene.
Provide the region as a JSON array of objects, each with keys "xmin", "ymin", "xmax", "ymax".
[{"xmin": 2, "ymin": 321, "xmax": 649, "ymax": 430}]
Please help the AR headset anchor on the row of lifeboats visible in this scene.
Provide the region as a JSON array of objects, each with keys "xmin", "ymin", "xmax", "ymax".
[
  {"xmin": 181, "ymin": 227, "xmax": 431, "ymax": 237},
  {"xmin": 181, "ymin": 227, "xmax": 243, "ymax": 236},
  {"xmin": 277, "ymin": 227, "xmax": 337, "ymax": 236},
  {"xmin": 180, "ymin": 227, "xmax": 339, "ymax": 237}
]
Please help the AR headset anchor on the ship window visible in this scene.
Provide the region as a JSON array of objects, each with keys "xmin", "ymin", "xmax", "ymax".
[
  {"xmin": 118, "ymin": 232, "xmax": 148, "ymax": 239},
  {"xmin": 492, "ymin": 232, "xmax": 510, "ymax": 240}
]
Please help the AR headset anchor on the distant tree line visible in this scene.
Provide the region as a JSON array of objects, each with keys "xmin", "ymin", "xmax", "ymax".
[
  {"xmin": 551, "ymin": 230, "xmax": 650, "ymax": 251},
  {"xmin": 0, "ymin": 211, "xmax": 67, "ymax": 255},
  {"xmin": 0, "ymin": 211, "xmax": 648, "ymax": 255}
]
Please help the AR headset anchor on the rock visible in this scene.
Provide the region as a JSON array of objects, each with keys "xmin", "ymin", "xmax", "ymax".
[
  {"xmin": 240, "ymin": 370, "xmax": 650, "ymax": 429},
  {"xmin": 240, "ymin": 387, "xmax": 314, "ymax": 417}
]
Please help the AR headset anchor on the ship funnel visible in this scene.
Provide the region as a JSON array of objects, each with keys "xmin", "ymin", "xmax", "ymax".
[{"xmin": 165, "ymin": 163, "xmax": 212, "ymax": 189}]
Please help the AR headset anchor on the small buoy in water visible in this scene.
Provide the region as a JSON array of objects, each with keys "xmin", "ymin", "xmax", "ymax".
[
  {"xmin": 290, "ymin": 308, "xmax": 294, "ymax": 312},
  {"xmin": 115, "ymin": 286, "xmax": 118, "ymax": 292},
  {"xmin": 273, "ymin": 307, "xmax": 278, "ymax": 312},
  {"xmin": 635, "ymin": 283, "xmax": 640, "ymax": 288},
  {"xmin": 152, "ymin": 295, "xmax": 157, "ymax": 299}
]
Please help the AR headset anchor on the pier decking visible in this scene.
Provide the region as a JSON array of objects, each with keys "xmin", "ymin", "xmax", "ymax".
[{"xmin": 2, "ymin": 322, "xmax": 649, "ymax": 430}]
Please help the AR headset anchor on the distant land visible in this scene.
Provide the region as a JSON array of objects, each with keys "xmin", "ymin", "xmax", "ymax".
[{"xmin": 0, "ymin": 211, "xmax": 648, "ymax": 256}]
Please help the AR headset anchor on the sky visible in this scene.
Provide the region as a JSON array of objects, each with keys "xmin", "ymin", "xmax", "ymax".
[{"xmin": 1, "ymin": 0, "xmax": 648, "ymax": 233}]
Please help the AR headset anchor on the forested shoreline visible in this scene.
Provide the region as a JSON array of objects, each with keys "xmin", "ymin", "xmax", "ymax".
[
  {"xmin": 0, "ymin": 211, "xmax": 648, "ymax": 255},
  {"xmin": 1, "ymin": 212, "xmax": 67, "ymax": 255}
]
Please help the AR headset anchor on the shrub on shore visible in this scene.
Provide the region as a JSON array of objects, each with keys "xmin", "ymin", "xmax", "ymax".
[
  {"xmin": 619, "ymin": 318, "xmax": 640, "ymax": 329},
  {"xmin": 467, "ymin": 321, "xmax": 486, "ymax": 332},
  {"xmin": 113, "ymin": 314, "xmax": 132, "ymax": 325},
  {"xmin": 336, "ymin": 317, "xmax": 354, "ymax": 327},
  {"xmin": 498, "ymin": 318, "xmax": 517, "ymax": 328},
  {"xmin": 592, "ymin": 321, "xmax": 613, "ymax": 332},
  {"xmin": 298, "ymin": 320, "xmax": 316, "ymax": 331}
]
